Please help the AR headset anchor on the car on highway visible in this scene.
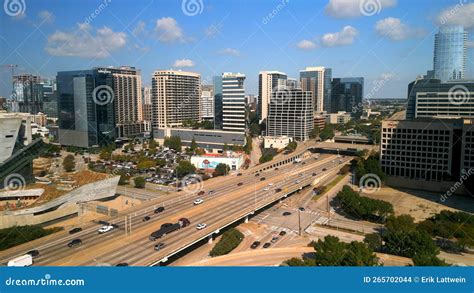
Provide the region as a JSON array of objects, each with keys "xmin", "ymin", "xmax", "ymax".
[
  {"xmin": 260, "ymin": 177, "xmax": 266, "ymax": 181},
  {"xmin": 250, "ymin": 241, "xmax": 261, "ymax": 249},
  {"xmin": 263, "ymin": 187, "xmax": 270, "ymax": 191},
  {"xmin": 143, "ymin": 216, "xmax": 151, "ymax": 222},
  {"xmin": 154, "ymin": 207, "xmax": 165, "ymax": 213},
  {"xmin": 302, "ymin": 162, "xmax": 306, "ymax": 165},
  {"xmin": 179, "ymin": 218, "xmax": 191, "ymax": 227},
  {"xmin": 312, "ymin": 173, "xmax": 317, "ymax": 176},
  {"xmin": 208, "ymin": 190, "xmax": 215, "ymax": 195},
  {"xmin": 161, "ymin": 223, "xmax": 173, "ymax": 229},
  {"xmin": 67, "ymin": 239, "xmax": 82, "ymax": 248},
  {"xmin": 298, "ymin": 173, "xmax": 303, "ymax": 177},
  {"xmin": 271, "ymin": 237, "xmax": 279, "ymax": 243},
  {"xmin": 298, "ymin": 207, "xmax": 305, "ymax": 211},
  {"xmin": 193, "ymin": 198, "xmax": 204, "ymax": 205},
  {"xmin": 237, "ymin": 182, "xmax": 244, "ymax": 186},
  {"xmin": 237, "ymin": 173, "xmax": 242, "ymax": 176},
  {"xmin": 26, "ymin": 249, "xmax": 40, "ymax": 258},
  {"xmin": 255, "ymin": 173, "xmax": 260, "ymax": 177},
  {"xmin": 69, "ymin": 227, "xmax": 82, "ymax": 234},
  {"xmin": 282, "ymin": 211, "xmax": 292, "ymax": 216},
  {"xmin": 295, "ymin": 180, "xmax": 301, "ymax": 184},
  {"xmin": 263, "ymin": 243, "xmax": 271, "ymax": 248},
  {"xmin": 154, "ymin": 243, "xmax": 166, "ymax": 251},
  {"xmin": 322, "ymin": 168, "xmax": 327, "ymax": 171},
  {"xmin": 196, "ymin": 223, "xmax": 207, "ymax": 230},
  {"xmin": 98, "ymin": 225, "xmax": 114, "ymax": 234},
  {"xmin": 198, "ymin": 190, "xmax": 205, "ymax": 196},
  {"xmin": 268, "ymin": 183, "xmax": 274, "ymax": 186},
  {"xmin": 275, "ymin": 188, "xmax": 282, "ymax": 192},
  {"xmin": 279, "ymin": 231, "xmax": 287, "ymax": 236},
  {"xmin": 116, "ymin": 263, "xmax": 129, "ymax": 266}
]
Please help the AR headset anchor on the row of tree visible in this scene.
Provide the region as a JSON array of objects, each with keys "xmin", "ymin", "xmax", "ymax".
[{"xmin": 209, "ymin": 228, "xmax": 245, "ymax": 257}]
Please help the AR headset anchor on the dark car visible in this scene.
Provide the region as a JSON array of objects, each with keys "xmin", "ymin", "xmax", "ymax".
[
  {"xmin": 322, "ymin": 168, "xmax": 327, "ymax": 171},
  {"xmin": 67, "ymin": 239, "xmax": 82, "ymax": 248},
  {"xmin": 312, "ymin": 173, "xmax": 317, "ymax": 176},
  {"xmin": 237, "ymin": 182, "xmax": 244, "ymax": 186},
  {"xmin": 282, "ymin": 211, "xmax": 292, "ymax": 216},
  {"xmin": 198, "ymin": 190, "xmax": 205, "ymax": 196},
  {"xmin": 275, "ymin": 188, "xmax": 282, "ymax": 192},
  {"xmin": 263, "ymin": 243, "xmax": 271, "ymax": 248},
  {"xmin": 279, "ymin": 231, "xmax": 287, "ymax": 236},
  {"xmin": 302, "ymin": 162, "xmax": 306, "ymax": 165},
  {"xmin": 298, "ymin": 207, "xmax": 305, "ymax": 211},
  {"xmin": 208, "ymin": 190, "xmax": 215, "ymax": 195},
  {"xmin": 274, "ymin": 167, "xmax": 279, "ymax": 171},
  {"xmin": 255, "ymin": 173, "xmax": 260, "ymax": 177},
  {"xmin": 250, "ymin": 241, "xmax": 261, "ymax": 249},
  {"xmin": 154, "ymin": 207, "xmax": 165, "ymax": 213},
  {"xmin": 143, "ymin": 216, "xmax": 151, "ymax": 222},
  {"xmin": 154, "ymin": 243, "xmax": 166, "ymax": 251},
  {"xmin": 116, "ymin": 263, "xmax": 129, "ymax": 266},
  {"xmin": 260, "ymin": 177, "xmax": 266, "ymax": 181},
  {"xmin": 179, "ymin": 218, "xmax": 191, "ymax": 227},
  {"xmin": 26, "ymin": 249, "xmax": 40, "ymax": 257},
  {"xmin": 69, "ymin": 227, "xmax": 82, "ymax": 234},
  {"xmin": 237, "ymin": 173, "xmax": 242, "ymax": 176},
  {"xmin": 160, "ymin": 223, "xmax": 173, "ymax": 229}
]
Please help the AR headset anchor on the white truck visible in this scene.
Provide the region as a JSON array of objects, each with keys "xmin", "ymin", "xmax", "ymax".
[{"xmin": 7, "ymin": 254, "xmax": 33, "ymax": 267}]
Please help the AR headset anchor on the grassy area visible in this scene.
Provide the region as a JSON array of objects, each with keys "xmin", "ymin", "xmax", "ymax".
[
  {"xmin": 0, "ymin": 225, "xmax": 63, "ymax": 251},
  {"xmin": 313, "ymin": 174, "xmax": 346, "ymax": 200}
]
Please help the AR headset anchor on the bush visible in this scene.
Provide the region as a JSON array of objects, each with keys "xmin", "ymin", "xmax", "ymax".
[
  {"xmin": 134, "ymin": 177, "xmax": 146, "ymax": 189},
  {"xmin": 213, "ymin": 163, "xmax": 230, "ymax": 177},
  {"xmin": 209, "ymin": 228, "xmax": 244, "ymax": 257},
  {"xmin": 0, "ymin": 225, "xmax": 62, "ymax": 251},
  {"xmin": 63, "ymin": 154, "xmax": 75, "ymax": 172}
]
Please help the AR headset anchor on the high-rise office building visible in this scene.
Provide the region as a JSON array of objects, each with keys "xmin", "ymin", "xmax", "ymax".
[
  {"xmin": 258, "ymin": 71, "xmax": 287, "ymax": 121},
  {"xmin": 286, "ymin": 78, "xmax": 299, "ymax": 90},
  {"xmin": 200, "ymin": 84, "xmax": 214, "ymax": 121},
  {"xmin": 213, "ymin": 76, "xmax": 223, "ymax": 129},
  {"xmin": 98, "ymin": 66, "xmax": 146, "ymax": 138},
  {"xmin": 433, "ymin": 26, "xmax": 467, "ymax": 82},
  {"xmin": 142, "ymin": 87, "xmax": 152, "ymax": 123},
  {"xmin": 57, "ymin": 69, "xmax": 116, "ymax": 148},
  {"xmin": 12, "ymin": 74, "xmax": 45, "ymax": 114},
  {"xmin": 151, "ymin": 70, "xmax": 201, "ymax": 129},
  {"xmin": 406, "ymin": 78, "xmax": 474, "ymax": 120},
  {"xmin": 300, "ymin": 67, "xmax": 332, "ymax": 113},
  {"xmin": 267, "ymin": 89, "xmax": 313, "ymax": 141},
  {"xmin": 222, "ymin": 72, "xmax": 246, "ymax": 133},
  {"xmin": 331, "ymin": 77, "xmax": 364, "ymax": 118}
]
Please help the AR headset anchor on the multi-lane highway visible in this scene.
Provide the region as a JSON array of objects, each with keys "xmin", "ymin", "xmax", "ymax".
[{"xmin": 0, "ymin": 153, "xmax": 352, "ymax": 266}]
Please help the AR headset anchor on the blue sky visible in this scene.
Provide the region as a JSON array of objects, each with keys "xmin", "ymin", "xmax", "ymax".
[{"xmin": 1, "ymin": 0, "xmax": 474, "ymax": 99}]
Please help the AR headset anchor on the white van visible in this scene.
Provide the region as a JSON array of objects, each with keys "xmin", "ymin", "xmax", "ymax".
[{"xmin": 7, "ymin": 254, "xmax": 33, "ymax": 267}]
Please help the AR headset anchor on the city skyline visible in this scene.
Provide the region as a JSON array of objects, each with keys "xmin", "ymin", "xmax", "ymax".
[{"xmin": 2, "ymin": 0, "xmax": 474, "ymax": 100}]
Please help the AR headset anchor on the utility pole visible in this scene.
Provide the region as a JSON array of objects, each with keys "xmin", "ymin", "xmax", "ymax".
[
  {"xmin": 327, "ymin": 194, "xmax": 330, "ymax": 220},
  {"xmin": 298, "ymin": 209, "xmax": 302, "ymax": 236}
]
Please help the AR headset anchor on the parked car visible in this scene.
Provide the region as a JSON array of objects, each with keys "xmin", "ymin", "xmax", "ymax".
[
  {"xmin": 69, "ymin": 227, "xmax": 82, "ymax": 234},
  {"xmin": 279, "ymin": 231, "xmax": 287, "ymax": 236},
  {"xmin": 26, "ymin": 249, "xmax": 40, "ymax": 257},
  {"xmin": 154, "ymin": 243, "xmax": 166, "ymax": 251},
  {"xmin": 250, "ymin": 241, "xmax": 261, "ymax": 249},
  {"xmin": 282, "ymin": 211, "xmax": 292, "ymax": 216},
  {"xmin": 312, "ymin": 173, "xmax": 317, "ymax": 176},
  {"xmin": 271, "ymin": 237, "xmax": 279, "ymax": 243},
  {"xmin": 298, "ymin": 207, "xmax": 305, "ymax": 211},
  {"xmin": 67, "ymin": 239, "xmax": 82, "ymax": 248},
  {"xmin": 98, "ymin": 225, "xmax": 114, "ymax": 234},
  {"xmin": 143, "ymin": 216, "xmax": 151, "ymax": 222},
  {"xmin": 237, "ymin": 173, "xmax": 242, "ymax": 176},
  {"xmin": 196, "ymin": 223, "xmax": 207, "ymax": 230},
  {"xmin": 198, "ymin": 190, "xmax": 205, "ymax": 196},
  {"xmin": 154, "ymin": 207, "xmax": 165, "ymax": 213},
  {"xmin": 322, "ymin": 168, "xmax": 327, "ymax": 171},
  {"xmin": 193, "ymin": 198, "xmax": 204, "ymax": 205},
  {"xmin": 255, "ymin": 173, "xmax": 260, "ymax": 177},
  {"xmin": 274, "ymin": 167, "xmax": 279, "ymax": 171},
  {"xmin": 263, "ymin": 243, "xmax": 271, "ymax": 248},
  {"xmin": 116, "ymin": 263, "xmax": 129, "ymax": 266},
  {"xmin": 260, "ymin": 177, "xmax": 266, "ymax": 181}
]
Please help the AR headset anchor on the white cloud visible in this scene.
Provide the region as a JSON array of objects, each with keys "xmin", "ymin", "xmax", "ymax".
[
  {"xmin": 132, "ymin": 21, "xmax": 146, "ymax": 36},
  {"xmin": 375, "ymin": 17, "xmax": 425, "ymax": 41},
  {"xmin": 45, "ymin": 23, "xmax": 127, "ymax": 58},
  {"xmin": 173, "ymin": 59, "xmax": 195, "ymax": 68},
  {"xmin": 297, "ymin": 39, "xmax": 317, "ymax": 50},
  {"xmin": 320, "ymin": 26, "xmax": 358, "ymax": 47},
  {"xmin": 155, "ymin": 17, "xmax": 185, "ymax": 43},
  {"xmin": 437, "ymin": 3, "xmax": 474, "ymax": 29},
  {"xmin": 325, "ymin": 0, "xmax": 397, "ymax": 18},
  {"xmin": 38, "ymin": 10, "xmax": 54, "ymax": 24},
  {"xmin": 217, "ymin": 48, "xmax": 240, "ymax": 56}
]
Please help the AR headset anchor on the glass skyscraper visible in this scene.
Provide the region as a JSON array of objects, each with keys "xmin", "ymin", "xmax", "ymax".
[{"xmin": 433, "ymin": 26, "xmax": 467, "ymax": 82}]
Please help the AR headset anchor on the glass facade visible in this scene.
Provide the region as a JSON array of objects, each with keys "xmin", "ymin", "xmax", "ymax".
[{"xmin": 433, "ymin": 26, "xmax": 467, "ymax": 82}]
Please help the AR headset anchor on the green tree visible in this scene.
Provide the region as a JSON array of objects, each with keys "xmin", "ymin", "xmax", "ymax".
[
  {"xmin": 214, "ymin": 163, "xmax": 230, "ymax": 177},
  {"xmin": 63, "ymin": 154, "xmax": 75, "ymax": 172},
  {"xmin": 176, "ymin": 160, "xmax": 196, "ymax": 177},
  {"xmin": 364, "ymin": 233, "xmax": 382, "ymax": 252},
  {"xmin": 309, "ymin": 126, "xmax": 320, "ymax": 139},
  {"xmin": 286, "ymin": 141, "xmax": 297, "ymax": 152},
  {"xmin": 209, "ymin": 228, "xmax": 244, "ymax": 257},
  {"xmin": 164, "ymin": 136, "xmax": 182, "ymax": 151},
  {"xmin": 319, "ymin": 125, "xmax": 335, "ymax": 141},
  {"xmin": 134, "ymin": 177, "xmax": 146, "ymax": 189},
  {"xmin": 311, "ymin": 236, "xmax": 346, "ymax": 266},
  {"xmin": 190, "ymin": 137, "xmax": 198, "ymax": 152}
]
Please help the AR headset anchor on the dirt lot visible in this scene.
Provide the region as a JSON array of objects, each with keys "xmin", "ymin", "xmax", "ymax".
[{"xmin": 362, "ymin": 186, "xmax": 473, "ymax": 222}]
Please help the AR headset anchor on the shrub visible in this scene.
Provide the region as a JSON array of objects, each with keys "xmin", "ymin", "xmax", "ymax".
[{"xmin": 209, "ymin": 228, "xmax": 244, "ymax": 257}]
